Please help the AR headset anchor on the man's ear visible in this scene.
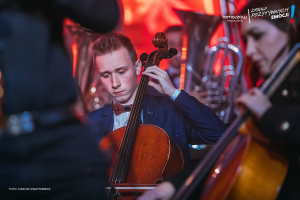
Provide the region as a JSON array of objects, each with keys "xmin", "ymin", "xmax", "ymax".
[{"xmin": 135, "ymin": 59, "xmax": 142, "ymax": 75}]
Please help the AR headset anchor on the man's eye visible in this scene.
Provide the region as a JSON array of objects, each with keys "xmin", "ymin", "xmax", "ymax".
[
  {"xmin": 101, "ymin": 74, "xmax": 110, "ymax": 78},
  {"xmin": 119, "ymin": 71, "xmax": 125, "ymax": 75}
]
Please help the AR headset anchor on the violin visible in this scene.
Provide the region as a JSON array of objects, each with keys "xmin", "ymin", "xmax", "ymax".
[
  {"xmin": 173, "ymin": 43, "xmax": 300, "ymax": 200},
  {"xmin": 100, "ymin": 32, "xmax": 183, "ymax": 200}
]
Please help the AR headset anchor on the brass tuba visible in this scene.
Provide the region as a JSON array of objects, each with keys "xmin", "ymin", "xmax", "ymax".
[
  {"xmin": 177, "ymin": 10, "xmax": 245, "ymax": 124},
  {"xmin": 63, "ymin": 21, "xmax": 113, "ymax": 116},
  {"xmin": 201, "ymin": 37, "xmax": 244, "ymax": 124}
]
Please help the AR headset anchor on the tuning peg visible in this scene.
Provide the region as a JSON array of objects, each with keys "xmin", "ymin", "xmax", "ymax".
[
  {"xmin": 140, "ymin": 53, "xmax": 148, "ymax": 62},
  {"xmin": 169, "ymin": 48, "xmax": 178, "ymax": 56},
  {"xmin": 140, "ymin": 53, "xmax": 148, "ymax": 67}
]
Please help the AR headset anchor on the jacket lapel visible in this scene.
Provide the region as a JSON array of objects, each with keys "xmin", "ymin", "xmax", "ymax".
[{"xmin": 143, "ymin": 95, "xmax": 159, "ymax": 125}]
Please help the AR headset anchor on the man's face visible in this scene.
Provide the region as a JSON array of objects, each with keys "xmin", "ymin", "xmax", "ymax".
[
  {"xmin": 165, "ymin": 30, "xmax": 183, "ymax": 69},
  {"xmin": 95, "ymin": 47, "xmax": 141, "ymax": 105}
]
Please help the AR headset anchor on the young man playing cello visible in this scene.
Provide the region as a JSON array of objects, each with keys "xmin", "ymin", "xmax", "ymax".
[{"xmin": 85, "ymin": 32, "xmax": 226, "ymax": 169}]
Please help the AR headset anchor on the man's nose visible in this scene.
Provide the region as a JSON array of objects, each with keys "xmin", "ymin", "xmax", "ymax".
[{"xmin": 111, "ymin": 74, "xmax": 120, "ymax": 89}]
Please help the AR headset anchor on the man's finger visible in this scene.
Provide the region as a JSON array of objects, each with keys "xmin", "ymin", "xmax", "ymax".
[
  {"xmin": 148, "ymin": 81, "xmax": 161, "ymax": 92},
  {"xmin": 147, "ymin": 65, "xmax": 165, "ymax": 73},
  {"xmin": 143, "ymin": 71, "xmax": 161, "ymax": 80},
  {"xmin": 144, "ymin": 67, "xmax": 168, "ymax": 77}
]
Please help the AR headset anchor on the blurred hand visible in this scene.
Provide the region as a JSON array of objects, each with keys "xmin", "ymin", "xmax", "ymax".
[
  {"xmin": 235, "ymin": 88, "xmax": 272, "ymax": 119},
  {"xmin": 137, "ymin": 181, "xmax": 175, "ymax": 200},
  {"xmin": 143, "ymin": 66, "xmax": 176, "ymax": 97}
]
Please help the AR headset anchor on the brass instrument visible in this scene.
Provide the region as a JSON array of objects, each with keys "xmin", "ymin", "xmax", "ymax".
[
  {"xmin": 63, "ymin": 21, "xmax": 112, "ymax": 115},
  {"xmin": 201, "ymin": 37, "xmax": 244, "ymax": 124},
  {"xmin": 177, "ymin": 10, "xmax": 245, "ymax": 125},
  {"xmin": 176, "ymin": 10, "xmax": 222, "ymax": 93}
]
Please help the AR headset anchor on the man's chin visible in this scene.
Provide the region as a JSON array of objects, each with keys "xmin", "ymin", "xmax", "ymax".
[{"xmin": 113, "ymin": 96, "xmax": 128, "ymax": 104}]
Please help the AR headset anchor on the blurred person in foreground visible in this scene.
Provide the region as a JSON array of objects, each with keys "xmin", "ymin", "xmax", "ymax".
[
  {"xmin": 138, "ymin": 0, "xmax": 300, "ymax": 199},
  {"xmin": 0, "ymin": 0, "xmax": 119, "ymax": 199}
]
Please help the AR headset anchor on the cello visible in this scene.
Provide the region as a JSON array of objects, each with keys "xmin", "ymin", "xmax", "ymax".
[
  {"xmin": 99, "ymin": 32, "xmax": 184, "ymax": 200},
  {"xmin": 173, "ymin": 43, "xmax": 300, "ymax": 200}
]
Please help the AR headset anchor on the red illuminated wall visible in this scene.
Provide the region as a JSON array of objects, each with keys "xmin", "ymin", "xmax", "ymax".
[{"xmin": 121, "ymin": 0, "xmax": 248, "ymax": 70}]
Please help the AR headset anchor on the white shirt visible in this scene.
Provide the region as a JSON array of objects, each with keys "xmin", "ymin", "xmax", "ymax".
[{"xmin": 113, "ymin": 89, "xmax": 181, "ymax": 130}]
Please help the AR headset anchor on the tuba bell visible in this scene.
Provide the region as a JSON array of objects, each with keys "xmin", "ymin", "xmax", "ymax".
[
  {"xmin": 176, "ymin": 10, "xmax": 223, "ymax": 92},
  {"xmin": 63, "ymin": 21, "xmax": 113, "ymax": 115}
]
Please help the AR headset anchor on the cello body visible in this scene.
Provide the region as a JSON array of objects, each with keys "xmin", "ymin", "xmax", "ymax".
[
  {"xmin": 100, "ymin": 124, "xmax": 183, "ymax": 185},
  {"xmin": 200, "ymin": 117, "xmax": 288, "ymax": 200}
]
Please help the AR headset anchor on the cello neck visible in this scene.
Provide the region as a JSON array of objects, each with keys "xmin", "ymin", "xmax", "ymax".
[
  {"xmin": 109, "ymin": 52, "xmax": 161, "ymax": 183},
  {"xmin": 126, "ymin": 61, "xmax": 153, "ymax": 134}
]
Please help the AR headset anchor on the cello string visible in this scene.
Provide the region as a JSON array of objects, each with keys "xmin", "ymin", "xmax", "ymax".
[
  {"xmin": 111, "ymin": 62, "xmax": 150, "ymax": 182},
  {"xmin": 115, "ymin": 53, "xmax": 161, "ymax": 182},
  {"xmin": 116, "ymin": 66, "xmax": 150, "ymax": 181},
  {"xmin": 114, "ymin": 85, "xmax": 145, "ymax": 182},
  {"xmin": 117, "ymin": 62, "xmax": 151, "ymax": 180},
  {"xmin": 119, "ymin": 55, "xmax": 161, "ymax": 179},
  {"xmin": 114, "ymin": 48, "xmax": 166, "ymax": 182}
]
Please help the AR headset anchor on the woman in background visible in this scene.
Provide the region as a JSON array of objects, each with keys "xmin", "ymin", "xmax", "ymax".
[
  {"xmin": 236, "ymin": 0, "xmax": 300, "ymax": 199},
  {"xmin": 138, "ymin": 0, "xmax": 300, "ymax": 199}
]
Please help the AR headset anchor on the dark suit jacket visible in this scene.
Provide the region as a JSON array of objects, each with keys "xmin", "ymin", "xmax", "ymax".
[{"xmin": 86, "ymin": 89, "xmax": 227, "ymax": 167}]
